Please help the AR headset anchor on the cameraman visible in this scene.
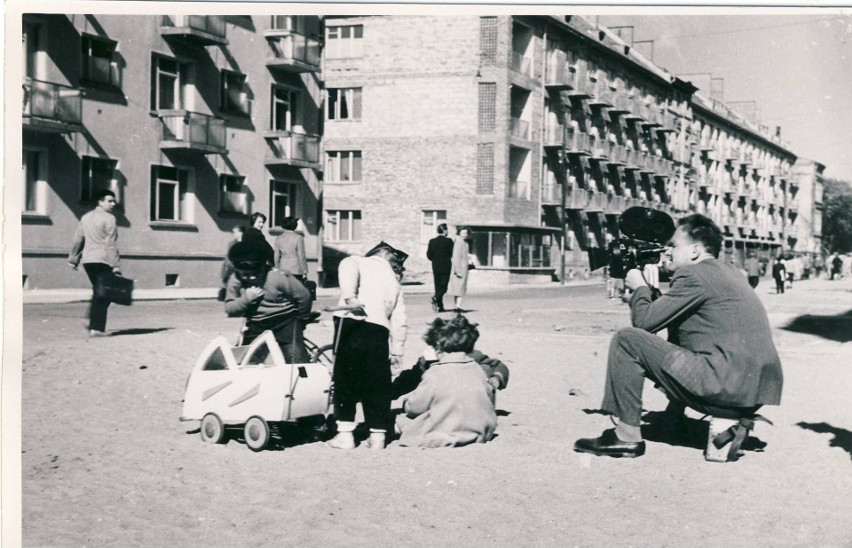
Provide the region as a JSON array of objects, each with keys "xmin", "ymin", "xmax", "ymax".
[{"xmin": 575, "ymin": 214, "xmax": 783, "ymax": 458}]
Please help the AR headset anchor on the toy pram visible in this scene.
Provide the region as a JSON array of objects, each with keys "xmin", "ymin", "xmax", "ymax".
[{"xmin": 180, "ymin": 330, "xmax": 332, "ymax": 451}]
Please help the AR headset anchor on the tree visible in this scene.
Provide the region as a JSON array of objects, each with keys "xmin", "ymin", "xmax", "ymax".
[{"xmin": 822, "ymin": 178, "xmax": 852, "ymax": 254}]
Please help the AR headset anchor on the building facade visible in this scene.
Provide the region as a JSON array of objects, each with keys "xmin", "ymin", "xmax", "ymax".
[
  {"xmin": 19, "ymin": 13, "xmax": 824, "ymax": 289},
  {"xmin": 791, "ymin": 159, "xmax": 825, "ymax": 259},
  {"xmin": 22, "ymin": 14, "xmax": 324, "ymax": 290}
]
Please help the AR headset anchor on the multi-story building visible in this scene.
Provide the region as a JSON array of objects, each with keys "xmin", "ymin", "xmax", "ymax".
[
  {"xmin": 791, "ymin": 159, "xmax": 826, "ymax": 260},
  {"xmin": 22, "ymin": 14, "xmax": 324, "ymax": 290},
  {"xmin": 19, "ymin": 13, "xmax": 824, "ymax": 289}
]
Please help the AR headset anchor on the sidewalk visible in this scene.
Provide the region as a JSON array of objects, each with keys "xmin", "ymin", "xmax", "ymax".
[{"xmin": 22, "ymin": 278, "xmax": 605, "ymax": 304}]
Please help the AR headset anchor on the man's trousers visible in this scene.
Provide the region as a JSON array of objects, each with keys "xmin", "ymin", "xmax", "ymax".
[
  {"xmin": 332, "ymin": 318, "xmax": 392, "ymax": 431},
  {"xmin": 84, "ymin": 263, "xmax": 113, "ymax": 332},
  {"xmin": 601, "ymin": 327, "xmax": 759, "ymax": 426},
  {"xmin": 432, "ymin": 271, "xmax": 450, "ymax": 309}
]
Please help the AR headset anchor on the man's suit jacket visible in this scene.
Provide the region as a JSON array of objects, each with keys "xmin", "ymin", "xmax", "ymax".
[
  {"xmin": 427, "ymin": 235, "xmax": 454, "ymax": 274},
  {"xmin": 274, "ymin": 230, "xmax": 308, "ymax": 276},
  {"xmin": 630, "ymin": 258, "xmax": 783, "ymax": 407}
]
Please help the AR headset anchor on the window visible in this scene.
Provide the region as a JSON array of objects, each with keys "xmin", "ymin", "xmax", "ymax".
[
  {"xmin": 478, "ymin": 83, "xmax": 496, "ymax": 133},
  {"xmin": 22, "ymin": 148, "xmax": 47, "ymax": 215},
  {"xmin": 327, "ymin": 88, "xmax": 362, "ymax": 120},
  {"xmin": 81, "ymin": 35, "xmax": 119, "ymax": 88},
  {"xmin": 479, "ymin": 17, "xmax": 498, "ymax": 66},
  {"xmin": 477, "ymin": 143, "xmax": 494, "ymax": 194},
  {"xmin": 326, "ymin": 151, "xmax": 362, "ymax": 183},
  {"xmin": 23, "ymin": 20, "xmax": 42, "ymax": 80},
  {"xmin": 326, "ymin": 25, "xmax": 363, "ymax": 59},
  {"xmin": 271, "ymin": 85, "xmax": 298, "ymax": 131},
  {"xmin": 81, "ymin": 156, "xmax": 118, "ymax": 204},
  {"xmin": 219, "ymin": 174, "xmax": 247, "ymax": 215},
  {"xmin": 150, "ymin": 165, "xmax": 191, "ymax": 222},
  {"xmin": 271, "ymin": 16, "xmax": 305, "ymax": 33},
  {"xmin": 220, "ymin": 70, "xmax": 250, "ymax": 115},
  {"xmin": 420, "ymin": 210, "xmax": 447, "ymax": 243},
  {"xmin": 151, "ymin": 55, "xmax": 187, "ymax": 111},
  {"xmin": 270, "ymin": 180, "xmax": 298, "ymax": 228},
  {"xmin": 325, "ymin": 210, "xmax": 362, "ymax": 242}
]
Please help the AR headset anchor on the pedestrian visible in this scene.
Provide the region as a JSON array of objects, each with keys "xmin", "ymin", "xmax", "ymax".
[
  {"xmin": 574, "ymin": 214, "xmax": 782, "ymax": 459},
  {"xmin": 274, "ymin": 216, "xmax": 308, "ymax": 282},
  {"xmin": 426, "ymin": 222, "xmax": 454, "ymax": 312},
  {"xmin": 831, "ymin": 254, "xmax": 844, "ymax": 280},
  {"xmin": 243, "ymin": 212, "xmax": 274, "ymax": 267},
  {"xmin": 68, "ymin": 189, "xmax": 121, "ymax": 338},
  {"xmin": 327, "ymin": 241, "xmax": 408, "ymax": 451},
  {"xmin": 218, "ymin": 226, "xmax": 245, "ymax": 301},
  {"xmin": 223, "ymin": 239, "xmax": 313, "ymax": 364},
  {"xmin": 744, "ymin": 252, "xmax": 761, "ymax": 289},
  {"xmin": 447, "ymin": 227, "xmax": 472, "ymax": 312},
  {"xmin": 772, "ymin": 256, "xmax": 786, "ymax": 294},
  {"xmin": 396, "ymin": 315, "xmax": 498, "ymax": 448}
]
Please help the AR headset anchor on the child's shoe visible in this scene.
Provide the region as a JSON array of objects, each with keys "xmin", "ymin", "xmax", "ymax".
[
  {"xmin": 365, "ymin": 430, "xmax": 386, "ymax": 450},
  {"xmin": 327, "ymin": 432, "xmax": 356, "ymax": 449}
]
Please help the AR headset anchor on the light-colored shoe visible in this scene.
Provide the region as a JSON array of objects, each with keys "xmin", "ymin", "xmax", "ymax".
[
  {"xmin": 89, "ymin": 330, "xmax": 111, "ymax": 338},
  {"xmin": 327, "ymin": 432, "xmax": 356, "ymax": 450},
  {"xmin": 365, "ymin": 431, "xmax": 386, "ymax": 450}
]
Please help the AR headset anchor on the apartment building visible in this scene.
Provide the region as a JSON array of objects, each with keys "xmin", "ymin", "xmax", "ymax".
[
  {"xmin": 791, "ymin": 159, "xmax": 826, "ymax": 259},
  {"xmin": 22, "ymin": 14, "xmax": 324, "ymax": 290},
  {"xmin": 19, "ymin": 13, "xmax": 824, "ymax": 289}
]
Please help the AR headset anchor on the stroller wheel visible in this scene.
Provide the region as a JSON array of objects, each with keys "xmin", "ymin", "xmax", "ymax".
[{"xmin": 244, "ymin": 416, "xmax": 270, "ymax": 452}]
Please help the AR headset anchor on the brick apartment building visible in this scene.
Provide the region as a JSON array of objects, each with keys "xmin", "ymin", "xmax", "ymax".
[
  {"xmin": 19, "ymin": 13, "xmax": 822, "ymax": 290},
  {"xmin": 791, "ymin": 159, "xmax": 826, "ymax": 260}
]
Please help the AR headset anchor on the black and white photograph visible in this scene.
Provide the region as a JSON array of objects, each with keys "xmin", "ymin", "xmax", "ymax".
[{"xmin": 4, "ymin": 2, "xmax": 852, "ymax": 545}]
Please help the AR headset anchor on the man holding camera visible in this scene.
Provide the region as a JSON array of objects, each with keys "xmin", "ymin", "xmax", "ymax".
[{"xmin": 575, "ymin": 214, "xmax": 783, "ymax": 458}]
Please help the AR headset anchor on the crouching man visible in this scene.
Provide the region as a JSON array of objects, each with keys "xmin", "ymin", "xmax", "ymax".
[
  {"xmin": 575, "ymin": 214, "xmax": 783, "ymax": 458},
  {"xmin": 224, "ymin": 240, "xmax": 312, "ymax": 364}
]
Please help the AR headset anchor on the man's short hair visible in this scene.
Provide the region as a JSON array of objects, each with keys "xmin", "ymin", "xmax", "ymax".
[
  {"xmin": 677, "ymin": 214, "xmax": 723, "ymax": 258},
  {"xmin": 437, "ymin": 223, "xmax": 448, "ymax": 235},
  {"xmin": 250, "ymin": 212, "xmax": 267, "ymax": 225},
  {"xmin": 94, "ymin": 189, "xmax": 116, "ymax": 203}
]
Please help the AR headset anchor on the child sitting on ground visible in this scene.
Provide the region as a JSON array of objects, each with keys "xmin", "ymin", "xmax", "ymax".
[{"xmin": 396, "ymin": 315, "xmax": 498, "ymax": 448}]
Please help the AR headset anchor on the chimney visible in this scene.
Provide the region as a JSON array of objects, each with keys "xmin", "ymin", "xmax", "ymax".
[{"xmin": 775, "ymin": 126, "xmax": 781, "ymax": 138}]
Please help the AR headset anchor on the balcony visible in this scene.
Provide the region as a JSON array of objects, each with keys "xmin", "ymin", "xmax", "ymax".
[
  {"xmin": 264, "ymin": 130, "xmax": 321, "ymax": 168},
  {"xmin": 541, "ymin": 183, "xmax": 563, "ymax": 205},
  {"xmin": 588, "ymin": 84, "xmax": 614, "ymax": 109},
  {"xmin": 23, "ymin": 79, "xmax": 83, "ymax": 133},
  {"xmin": 510, "ymin": 117, "xmax": 531, "ymax": 140},
  {"xmin": 607, "ymin": 143, "xmax": 626, "ymax": 165},
  {"xmin": 643, "ymin": 105, "xmax": 663, "ymax": 127},
  {"xmin": 585, "ymin": 190, "xmax": 605, "ymax": 212},
  {"xmin": 566, "ymin": 64, "xmax": 591, "ymax": 98},
  {"xmin": 158, "ymin": 110, "xmax": 227, "ymax": 154},
  {"xmin": 265, "ymin": 32, "xmax": 321, "ymax": 72},
  {"xmin": 608, "ymin": 92, "xmax": 632, "ymax": 115},
  {"xmin": 565, "ymin": 130, "xmax": 590, "ymax": 155},
  {"xmin": 543, "ymin": 124, "xmax": 564, "ymax": 149},
  {"xmin": 624, "ymin": 98, "xmax": 648, "ymax": 122},
  {"xmin": 511, "ymin": 51, "xmax": 534, "ymax": 79},
  {"xmin": 786, "ymin": 224, "xmax": 799, "ymax": 238},
  {"xmin": 544, "ymin": 58, "xmax": 573, "ymax": 91},
  {"xmin": 589, "ymin": 136, "xmax": 608, "ymax": 160},
  {"xmin": 565, "ymin": 184, "xmax": 588, "ymax": 209},
  {"xmin": 160, "ymin": 15, "xmax": 228, "ymax": 46},
  {"xmin": 606, "ymin": 194, "xmax": 625, "ymax": 213}
]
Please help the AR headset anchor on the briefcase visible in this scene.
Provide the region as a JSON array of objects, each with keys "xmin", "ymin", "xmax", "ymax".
[{"xmin": 95, "ymin": 273, "xmax": 134, "ymax": 306}]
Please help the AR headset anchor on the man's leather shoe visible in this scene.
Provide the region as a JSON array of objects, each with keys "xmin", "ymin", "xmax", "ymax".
[
  {"xmin": 430, "ymin": 297, "xmax": 438, "ymax": 312},
  {"xmin": 574, "ymin": 428, "xmax": 646, "ymax": 458}
]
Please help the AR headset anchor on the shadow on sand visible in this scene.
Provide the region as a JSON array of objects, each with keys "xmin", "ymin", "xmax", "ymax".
[
  {"xmin": 781, "ymin": 310, "xmax": 852, "ymax": 343},
  {"xmin": 797, "ymin": 422, "xmax": 852, "ymax": 459}
]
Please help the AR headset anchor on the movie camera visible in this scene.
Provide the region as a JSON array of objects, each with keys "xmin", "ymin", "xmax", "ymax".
[{"xmin": 587, "ymin": 207, "xmax": 676, "ymax": 279}]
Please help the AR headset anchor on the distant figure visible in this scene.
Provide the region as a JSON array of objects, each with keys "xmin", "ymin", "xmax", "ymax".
[
  {"xmin": 831, "ymin": 255, "xmax": 843, "ymax": 280},
  {"xmin": 772, "ymin": 257, "xmax": 787, "ymax": 294},
  {"xmin": 274, "ymin": 216, "xmax": 308, "ymax": 282},
  {"xmin": 396, "ymin": 315, "xmax": 498, "ymax": 448},
  {"xmin": 744, "ymin": 253, "xmax": 761, "ymax": 289},
  {"xmin": 447, "ymin": 227, "xmax": 472, "ymax": 312},
  {"xmin": 243, "ymin": 212, "xmax": 274, "ymax": 267},
  {"xmin": 426, "ymin": 223, "xmax": 454, "ymax": 312},
  {"xmin": 68, "ymin": 189, "xmax": 121, "ymax": 338},
  {"xmin": 219, "ymin": 226, "xmax": 245, "ymax": 301}
]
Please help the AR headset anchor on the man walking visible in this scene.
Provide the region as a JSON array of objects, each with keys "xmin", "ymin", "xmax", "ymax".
[
  {"xmin": 745, "ymin": 252, "xmax": 761, "ymax": 289},
  {"xmin": 427, "ymin": 223, "xmax": 454, "ymax": 312},
  {"xmin": 328, "ymin": 242, "xmax": 408, "ymax": 451},
  {"xmin": 68, "ymin": 189, "xmax": 121, "ymax": 337},
  {"xmin": 575, "ymin": 214, "xmax": 782, "ymax": 458}
]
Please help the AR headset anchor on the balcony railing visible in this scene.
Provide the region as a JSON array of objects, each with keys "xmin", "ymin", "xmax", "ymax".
[
  {"xmin": 22, "ymin": 79, "xmax": 83, "ymax": 133},
  {"xmin": 161, "ymin": 15, "xmax": 228, "ymax": 45},
  {"xmin": 565, "ymin": 183, "xmax": 588, "ymax": 209},
  {"xmin": 265, "ymin": 33, "xmax": 321, "ymax": 72},
  {"xmin": 544, "ymin": 58, "xmax": 572, "ymax": 90},
  {"xmin": 541, "ymin": 183, "xmax": 562, "ymax": 205},
  {"xmin": 510, "ymin": 117, "xmax": 531, "ymax": 140},
  {"xmin": 158, "ymin": 110, "xmax": 227, "ymax": 154},
  {"xmin": 585, "ymin": 190, "xmax": 605, "ymax": 212},
  {"xmin": 565, "ymin": 129, "xmax": 590, "ymax": 154},
  {"xmin": 511, "ymin": 51, "xmax": 533, "ymax": 78},
  {"xmin": 264, "ymin": 131, "xmax": 321, "ymax": 167},
  {"xmin": 543, "ymin": 124, "xmax": 564, "ymax": 147}
]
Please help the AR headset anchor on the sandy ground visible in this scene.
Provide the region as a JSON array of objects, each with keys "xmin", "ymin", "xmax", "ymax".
[{"xmin": 19, "ymin": 277, "xmax": 852, "ymax": 546}]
